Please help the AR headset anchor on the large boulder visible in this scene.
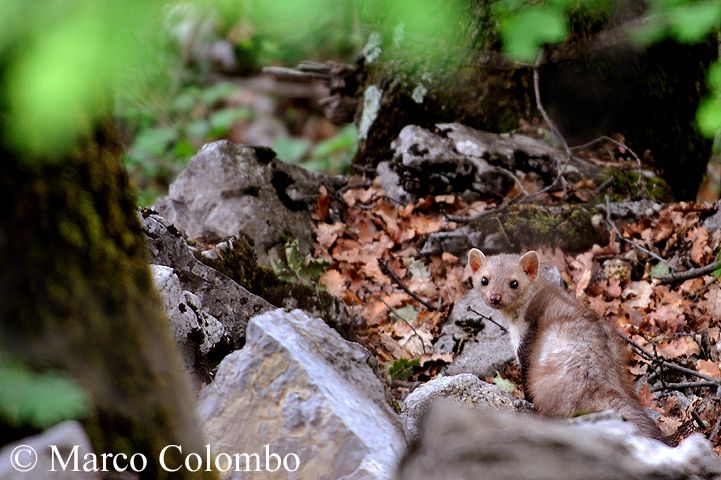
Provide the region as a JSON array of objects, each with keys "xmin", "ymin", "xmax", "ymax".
[
  {"xmin": 198, "ymin": 309, "xmax": 405, "ymax": 479},
  {"xmin": 155, "ymin": 141, "xmax": 339, "ymax": 263},
  {"xmin": 401, "ymin": 374, "xmax": 530, "ymax": 439},
  {"xmin": 397, "ymin": 402, "xmax": 721, "ymax": 480}
]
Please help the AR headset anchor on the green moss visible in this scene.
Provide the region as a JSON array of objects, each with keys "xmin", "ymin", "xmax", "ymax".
[
  {"xmin": 0, "ymin": 122, "xmax": 216, "ymax": 479},
  {"xmin": 603, "ymin": 167, "xmax": 674, "ymax": 202},
  {"xmin": 472, "ymin": 204, "xmax": 602, "ymax": 253}
]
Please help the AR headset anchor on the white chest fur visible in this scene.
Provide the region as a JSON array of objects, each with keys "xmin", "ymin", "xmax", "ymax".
[{"xmin": 500, "ymin": 312, "xmax": 527, "ymax": 363}]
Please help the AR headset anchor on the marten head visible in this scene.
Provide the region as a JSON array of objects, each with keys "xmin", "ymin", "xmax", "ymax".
[{"xmin": 467, "ymin": 249, "xmax": 539, "ymax": 312}]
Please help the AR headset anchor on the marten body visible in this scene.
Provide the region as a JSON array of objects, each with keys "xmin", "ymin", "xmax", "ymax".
[{"xmin": 467, "ymin": 249, "xmax": 664, "ymax": 441}]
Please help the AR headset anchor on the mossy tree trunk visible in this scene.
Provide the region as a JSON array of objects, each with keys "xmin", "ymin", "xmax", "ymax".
[{"xmin": 0, "ymin": 122, "xmax": 215, "ymax": 479}]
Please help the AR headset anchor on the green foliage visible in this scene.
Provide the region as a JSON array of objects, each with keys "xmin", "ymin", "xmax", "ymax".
[
  {"xmin": 492, "ymin": 0, "xmax": 721, "ymax": 137},
  {"xmin": 386, "ymin": 358, "xmax": 420, "ymax": 381},
  {"xmin": 0, "ymin": 361, "xmax": 88, "ymax": 429},
  {"xmin": 1, "ymin": 1, "xmax": 163, "ymax": 158},
  {"xmin": 271, "ymin": 239, "xmax": 330, "ymax": 286},
  {"xmin": 498, "ymin": 5, "xmax": 568, "ymax": 62},
  {"xmin": 650, "ymin": 262, "xmax": 671, "ymax": 278},
  {"xmin": 492, "ymin": 372, "xmax": 517, "ymax": 393},
  {"xmin": 273, "ymin": 124, "xmax": 358, "ymax": 174}
]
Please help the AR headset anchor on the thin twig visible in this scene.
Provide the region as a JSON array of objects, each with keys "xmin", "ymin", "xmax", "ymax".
[
  {"xmin": 691, "ymin": 409, "xmax": 708, "ymax": 430},
  {"xmin": 533, "ymin": 64, "xmax": 570, "ymax": 156},
  {"xmin": 530, "ymin": 61, "xmax": 571, "ymax": 198},
  {"xmin": 379, "ymin": 259, "xmax": 437, "ymax": 311},
  {"xmin": 709, "ymin": 414, "xmax": 721, "ymax": 442},
  {"xmin": 620, "ymin": 334, "xmax": 721, "ymax": 384},
  {"xmin": 571, "ymin": 135, "xmax": 643, "ymax": 192},
  {"xmin": 337, "ymin": 180, "xmax": 372, "ymax": 194},
  {"xmin": 466, "ymin": 305, "xmax": 508, "ymax": 334},
  {"xmin": 382, "ymin": 299, "xmax": 429, "ymax": 355},
  {"xmin": 658, "ymin": 259, "xmax": 721, "ymax": 285},
  {"xmin": 651, "ymin": 381, "xmax": 720, "ymax": 392},
  {"xmin": 604, "ymin": 195, "xmax": 667, "ymax": 263}
]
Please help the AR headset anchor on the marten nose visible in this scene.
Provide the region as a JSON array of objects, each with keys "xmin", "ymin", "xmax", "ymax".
[{"xmin": 490, "ymin": 293, "xmax": 502, "ymax": 305}]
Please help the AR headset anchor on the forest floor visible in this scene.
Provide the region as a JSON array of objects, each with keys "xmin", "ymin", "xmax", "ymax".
[{"xmin": 312, "ymin": 136, "xmax": 721, "ymax": 452}]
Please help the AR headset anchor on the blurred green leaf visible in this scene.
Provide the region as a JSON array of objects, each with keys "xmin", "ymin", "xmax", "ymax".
[
  {"xmin": 311, "ymin": 124, "xmax": 358, "ymax": 157},
  {"xmin": 0, "ymin": 363, "xmax": 88, "ymax": 429},
  {"xmin": 172, "ymin": 139, "xmax": 196, "ymax": 161},
  {"xmin": 273, "ymin": 137, "xmax": 311, "ymax": 164},
  {"xmin": 500, "ymin": 5, "xmax": 568, "ymax": 62},
  {"xmin": 668, "ymin": 1, "xmax": 721, "ymax": 43},
  {"xmin": 130, "ymin": 126, "xmax": 177, "ymax": 161},
  {"xmin": 200, "ymin": 82, "xmax": 237, "ymax": 106},
  {"xmin": 208, "ymin": 107, "xmax": 253, "ymax": 137},
  {"xmin": 697, "ymin": 97, "xmax": 721, "ymax": 137},
  {"xmin": 172, "ymin": 87, "xmax": 201, "ymax": 113},
  {"xmin": 185, "ymin": 120, "xmax": 210, "ymax": 141},
  {"xmin": 708, "ymin": 62, "xmax": 721, "ymax": 92},
  {"xmin": 5, "ymin": 1, "xmax": 162, "ymax": 158}
]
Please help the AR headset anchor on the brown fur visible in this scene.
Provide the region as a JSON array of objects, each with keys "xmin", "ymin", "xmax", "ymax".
[{"xmin": 467, "ymin": 248, "xmax": 664, "ymax": 442}]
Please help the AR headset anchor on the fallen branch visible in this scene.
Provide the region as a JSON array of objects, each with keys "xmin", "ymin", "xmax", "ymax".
[
  {"xmin": 379, "ymin": 259, "xmax": 438, "ymax": 311},
  {"xmin": 604, "ymin": 195, "xmax": 666, "ymax": 263},
  {"xmin": 651, "ymin": 381, "xmax": 719, "ymax": 392},
  {"xmin": 658, "ymin": 259, "xmax": 721, "ymax": 285},
  {"xmin": 620, "ymin": 334, "xmax": 721, "ymax": 385},
  {"xmin": 466, "ymin": 305, "xmax": 508, "ymax": 334}
]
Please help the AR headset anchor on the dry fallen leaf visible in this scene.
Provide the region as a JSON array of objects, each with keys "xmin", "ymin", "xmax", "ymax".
[
  {"xmin": 319, "ymin": 269, "xmax": 346, "ymax": 297},
  {"xmin": 656, "ymin": 337, "xmax": 700, "ymax": 359},
  {"xmin": 688, "ymin": 226, "xmax": 710, "ymax": 266},
  {"xmin": 622, "ymin": 281, "xmax": 653, "ymax": 309},
  {"xmin": 697, "ymin": 359, "xmax": 721, "ymax": 379}
]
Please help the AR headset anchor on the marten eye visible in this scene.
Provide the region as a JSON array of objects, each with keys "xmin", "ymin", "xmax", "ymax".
[
  {"xmin": 510, "ymin": 280, "xmax": 519, "ymax": 289},
  {"xmin": 480, "ymin": 276, "xmax": 489, "ymax": 286}
]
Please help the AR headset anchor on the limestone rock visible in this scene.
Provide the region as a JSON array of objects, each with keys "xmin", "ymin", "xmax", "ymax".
[
  {"xmin": 151, "ymin": 264, "xmax": 225, "ymax": 387},
  {"xmin": 397, "ymin": 402, "xmax": 721, "ymax": 480},
  {"xmin": 154, "ymin": 140, "xmax": 338, "ymax": 263},
  {"xmin": 401, "ymin": 374, "xmax": 529, "ymax": 439},
  {"xmin": 387, "ymin": 125, "xmax": 513, "ymax": 200},
  {"xmin": 434, "ymin": 289, "xmax": 514, "ymax": 378},
  {"xmin": 143, "ymin": 212, "xmax": 272, "ymax": 381},
  {"xmin": 198, "ymin": 309, "xmax": 405, "ymax": 480},
  {"xmin": 0, "ymin": 421, "xmax": 94, "ymax": 480}
]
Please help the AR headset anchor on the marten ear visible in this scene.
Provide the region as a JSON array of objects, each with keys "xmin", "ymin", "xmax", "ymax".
[
  {"xmin": 468, "ymin": 248, "xmax": 486, "ymax": 273},
  {"xmin": 519, "ymin": 251, "xmax": 539, "ymax": 280}
]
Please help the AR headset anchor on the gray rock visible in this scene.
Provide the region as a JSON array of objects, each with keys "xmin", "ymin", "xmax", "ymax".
[
  {"xmin": 143, "ymin": 212, "xmax": 272, "ymax": 380},
  {"xmin": 198, "ymin": 309, "xmax": 405, "ymax": 480},
  {"xmin": 703, "ymin": 201, "xmax": 721, "ymax": 230},
  {"xmin": 388, "ymin": 125, "xmax": 512, "ymax": 199},
  {"xmin": 397, "ymin": 402, "xmax": 721, "ymax": 480},
  {"xmin": 376, "ymin": 161, "xmax": 411, "ymax": 204},
  {"xmin": 155, "ymin": 140, "xmax": 336, "ymax": 263},
  {"xmin": 151, "ymin": 264, "xmax": 225, "ymax": 387},
  {"xmin": 401, "ymin": 374, "xmax": 529, "ymax": 439},
  {"xmin": 0, "ymin": 421, "xmax": 95, "ymax": 479},
  {"xmin": 434, "ymin": 290, "xmax": 514, "ymax": 378}
]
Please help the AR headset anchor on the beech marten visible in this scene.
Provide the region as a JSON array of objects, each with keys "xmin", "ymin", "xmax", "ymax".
[{"xmin": 468, "ymin": 248, "xmax": 664, "ymax": 442}]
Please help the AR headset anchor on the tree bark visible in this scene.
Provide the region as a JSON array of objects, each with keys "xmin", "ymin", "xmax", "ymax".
[{"xmin": 0, "ymin": 122, "xmax": 215, "ymax": 479}]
